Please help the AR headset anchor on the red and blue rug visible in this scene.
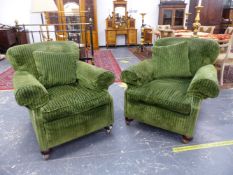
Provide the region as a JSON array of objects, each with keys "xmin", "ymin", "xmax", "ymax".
[{"xmin": 0, "ymin": 50, "xmax": 121, "ymax": 91}]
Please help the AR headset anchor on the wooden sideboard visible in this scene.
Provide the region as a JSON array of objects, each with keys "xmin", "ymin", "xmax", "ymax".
[
  {"xmin": 105, "ymin": 29, "xmax": 137, "ymax": 47},
  {"xmin": 0, "ymin": 28, "xmax": 28, "ymax": 53},
  {"xmin": 105, "ymin": 0, "xmax": 137, "ymax": 47}
]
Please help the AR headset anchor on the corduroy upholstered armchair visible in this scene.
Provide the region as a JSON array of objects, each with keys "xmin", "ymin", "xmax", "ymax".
[
  {"xmin": 121, "ymin": 38, "xmax": 220, "ymax": 143},
  {"xmin": 7, "ymin": 41, "xmax": 115, "ymax": 159}
]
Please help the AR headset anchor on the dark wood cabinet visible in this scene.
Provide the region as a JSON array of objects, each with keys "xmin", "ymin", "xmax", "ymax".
[
  {"xmin": 0, "ymin": 28, "xmax": 28, "ymax": 53},
  {"xmin": 143, "ymin": 28, "xmax": 152, "ymax": 45},
  {"xmin": 188, "ymin": 0, "xmax": 224, "ymax": 33},
  {"xmin": 158, "ymin": 2, "xmax": 186, "ymax": 29}
]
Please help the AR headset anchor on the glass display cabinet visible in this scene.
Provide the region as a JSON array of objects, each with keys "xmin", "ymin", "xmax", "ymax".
[{"xmin": 158, "ymin": 0, "xmax": 186, "ymax": 29}]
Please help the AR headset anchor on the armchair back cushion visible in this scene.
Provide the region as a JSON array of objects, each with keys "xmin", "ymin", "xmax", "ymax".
[
  {"xmin": 6, "ymin": 41, "xmax": 79, "ymax": 78},
  {"xmin": 152, "ymin": 41, "xmax": 191, "ymax": 78},
  {"xmin": 33, "ymin": 51, "xmax": 77, "ymax": 88},
  {"xmin": 154, "ymin": 38, "xmax": 219, "ymax": 75}
]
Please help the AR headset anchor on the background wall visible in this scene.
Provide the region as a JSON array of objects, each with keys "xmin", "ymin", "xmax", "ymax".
[
  {"xmin": 0, "ymin": 0, "xmax": 41, "ymax": 25},
  {"xmin": 0, "ymin": 0, "xmax": 190, "ymax": 46},
  {"xmin": 97, "ymin": 0, "xmax": 190, "ymax": 46}
]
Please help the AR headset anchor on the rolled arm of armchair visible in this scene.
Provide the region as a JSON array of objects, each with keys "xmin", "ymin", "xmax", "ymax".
[
  {"xmin": 13, "ymin": 71, "xmax": 49, "ymax": 109},
  {"xmin": 76, "ymin": 61, "xmax": 115, "ymax": 90},
  {"xmin": 187, "ymin": 64, "xmax": 219, "ymax": 99},
  {"xmin": 121, "ymin": 59, "xmax": 155, "ymax": 86}
]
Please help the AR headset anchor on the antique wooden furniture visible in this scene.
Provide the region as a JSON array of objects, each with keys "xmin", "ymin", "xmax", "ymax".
[
  {"xmin": 0, "ymin": 25, "xmax": 28, "ymax": 53},
  {"xmin": 215, "ymin": 35, "xmax": 233, "ymax": 85},
  {"xmin": 198, "ymin": 26, "xmax": 216, "ymax": 34},
  {"xmin": 46, "ymin": 0, "xmax": 99, "ymax": 49},
  {"xmin": 158, "ymin": 1, "xmax": 187, "ymax": 29},
  {"xmin": 188, "ymin": 0, "xmax": 224, "ymax": 33},
  {"xmin": 105, "ymin": 0, "xmax": 137, "ymax": 47},
  {"xmin": 143, "ymin": 28, "xmax": 152, "ymax": 45},
  {"xmin": 221, "ymin": 1, "xmax": 233, "ymax": 33}
]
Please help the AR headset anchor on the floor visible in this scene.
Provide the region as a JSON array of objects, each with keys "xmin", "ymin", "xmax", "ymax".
[{"xmin": 1, "ymin": 48, "xmax": 233, "ymax": 175}]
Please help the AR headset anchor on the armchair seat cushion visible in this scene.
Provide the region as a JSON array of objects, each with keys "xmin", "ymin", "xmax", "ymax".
[
  {"xmin": 126, "ymin": 79, "xmax": 192, "ymax": 114},
  {"xmin": 41, "ymin": 84, "xmax": 111, "ymax": 121}
]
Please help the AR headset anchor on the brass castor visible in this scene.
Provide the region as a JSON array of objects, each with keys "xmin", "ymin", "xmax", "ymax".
[
  {"xmin": 41, "ymin": 149, "xmax": 52, "ymax": 160},
  {"xmin": 125, "ymin": 117, "xmax": 133, "ymax": 125},
  {"xmin": 105, "ymin": 125, "xmax": 113, "ymax": 134},
  {"xmin": 182, "ymin": 135, "xmax": 193, "ymax": 144}
]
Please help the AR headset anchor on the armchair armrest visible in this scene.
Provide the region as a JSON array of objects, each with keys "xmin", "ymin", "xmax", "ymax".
[
  {"xmin": 76, "ymin": 61, "xmax": 115, "ymax": 90},
  {"xmin": 13, "ymin": 71, "xmax": 49, "ymax": 109},
  {"xmin": 187, "ymin": 65, "xmax": 219, "ymax": 99},
  {"xmin": 121, "ymin": 59, "xmax": 155, "ymax": 86}
]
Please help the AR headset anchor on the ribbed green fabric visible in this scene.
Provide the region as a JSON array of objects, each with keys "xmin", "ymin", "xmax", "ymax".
[
  {"xmin": 33, "ymin": 51, "xmax": 77, "ymax": 88},
  {"xmin": 31, "ymin": 101, "xmax": 113, "ymax": 150},
  {"xmin": 6, "ymin": 41, "xmax": 79, "ymax": 79},
  {"xmin": 154, "ymin": 37, "xmax": 219, "ymax": 75},
  {"xmin": 125, "ymin": 96, "xmax": 201, "ymax": 137},
  {"xmin": 7, "ymin": 42, "xmax": 114, "ymax": 152},
  {"xmin": 76, "ymin": 61, "xmax": 115, "ymax": 90},
  {"xmin": 187, "ymin": 64, "xmax": 219, "ymax": 99},
  {"xmin": 152, "ymin": 42, "xmax": 192, "ymax": 78},
  {"xmin": 13, "ymin": 71, "xmax": 49, "ymax": 109},
  {"xmin": 121, "ymin": 59, "xmax": 155, "ymax": 86},
  {"xmin": 127, "ymin": 79, "xmax": 192, "ymax": 114},
  {"xmin": 41, "ymin": 84, "xmax": 111, "ymax": 121},
  {"xmin": 122, "ymin": 38, "xmax": 220, "ymax": 138}
]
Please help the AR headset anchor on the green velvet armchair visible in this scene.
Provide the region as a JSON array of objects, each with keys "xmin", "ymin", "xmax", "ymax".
[
  {"xmin": 7, "ymin": 41, "xmax": 115, "ymax": 159},
  {"xmin": 121, "ymin": 38, "xmax": 220, "ymax": 143}
]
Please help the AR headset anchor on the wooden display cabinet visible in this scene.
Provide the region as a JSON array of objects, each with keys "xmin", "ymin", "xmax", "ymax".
[
  {"xmin": 105, "ymin": 0, "xmax": 137, "ymax": 47},
  {"xmin": 46, "ymin": 0, "xmax": 99, "ymax": 49},
  {"xmin": 158, "ymin": 1, "xmax": 186, "ymax": 29}
]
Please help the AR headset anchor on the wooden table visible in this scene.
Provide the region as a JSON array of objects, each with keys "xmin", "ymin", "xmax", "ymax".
[{"xmin": 174, "ymin": 30, "xmax": 231, "ymax": 43}]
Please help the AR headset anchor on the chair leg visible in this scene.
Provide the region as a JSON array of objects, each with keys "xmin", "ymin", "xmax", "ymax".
[
  {"xmin": 220, "ymin": 63, "xmax": 225, "ymax": 86},
  {"xmin": 105, "ymin": 124, "xmax": 113, "ymax": 134},
  {"xmin": 41, "ymin": 149, "xmax": 52, "ymax": 160},
  {"xmin": 181, "ymin": 135, "xmax": 193, "ymax": 144},
  {"xmin": 125, "ymin": 117, "xmax": 133, "ymax": 125}
]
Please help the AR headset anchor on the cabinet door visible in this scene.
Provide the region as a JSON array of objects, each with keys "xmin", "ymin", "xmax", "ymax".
[
  {"xmin": 174, "ymin": 9, "xmax": 184, "ymax": 27},
  {"xmin": 162, "ymin": 9, "xmax": 173, "ymax": 25},
  {"xmin": 106, "ymin": 30, "xmax": 116, "ymax": 46},
  {"xmin": 128, "ymin": 29, "xmax": 137, "ymax": 45}
]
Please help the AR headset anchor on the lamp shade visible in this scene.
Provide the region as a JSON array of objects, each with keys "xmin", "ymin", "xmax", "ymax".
[{"xmin": 31, "ymin": 0, "xmax": 58, "ymax": 13}]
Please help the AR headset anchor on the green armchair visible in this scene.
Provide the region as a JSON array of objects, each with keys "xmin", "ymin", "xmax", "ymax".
[
  {"xmin": 7, "ymin": 41, "xmax": 115, "ymax": 159},
  {"xmin": 121, "ymin": 38, "xmax": 220, "ymax": 143}
]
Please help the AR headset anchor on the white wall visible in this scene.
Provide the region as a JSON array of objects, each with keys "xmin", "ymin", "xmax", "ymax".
[
  {"xmin": 0, "ymin": 0, "xmax": 190, "ymax": 46},
  {"xmin": 97, "ymin": 0, "xmax": 190, "ymax": 46},
  {"xmin": 0, "ymin": 0, "xmax": 41, "ymax": 25}
]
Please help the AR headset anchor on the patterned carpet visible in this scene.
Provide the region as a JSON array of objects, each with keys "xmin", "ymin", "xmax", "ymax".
[
  {"xmin": 0, "ymin": 67, "xmax": 14, "ymax": 90},
  {"xmin": 0, "ymin": 50, "xmax": 121, "ymax": 91},
  {"xmin": 94, "ymin": 50, "xmax": 121, "ymax": 82},
  {"xmin": 128, "ymin": 47, "xmax": 152, "ymax": 61}
]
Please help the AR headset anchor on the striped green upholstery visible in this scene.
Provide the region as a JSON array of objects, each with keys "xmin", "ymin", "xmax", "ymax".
[
  {"xmin": 33, "ymin": 51, "xmax": 77, "ymax": 88},
  {"xmin": 122, "ymin": 38, "xmax": 219, "ymax": 138},
  {"xmin": 6, "ymin": 41, "xmax": 79, "ymax": 78},
  {"xmin": 6, "ymin": 42, "xmax": 114, "ymax": 152},
  {"xmin": 127, "ymin": 79, "xmax": 192, "ymax": 114},
  {"xmin": 152, "ymin": 42, "xmax": 192, "ymax": 78},
  {"xmin": 13, "ymin": 71, "xmax": 49, "ymax": 109},
  {"xmin": 42, "ymin": 84, "xmax": 112, "ymax": 121},
  {"xmin": 154, "ymin": 37, "xmax": 219, "ymax": 75}
]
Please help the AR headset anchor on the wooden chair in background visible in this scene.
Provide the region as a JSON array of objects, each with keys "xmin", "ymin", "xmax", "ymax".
[
  {"xmin": 198, "ymin": 26, "xmax": 215, "ymax": 34},
  {"xmin": 215, "ymin": 34, "xmax": 233, "ymax": 85}
]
